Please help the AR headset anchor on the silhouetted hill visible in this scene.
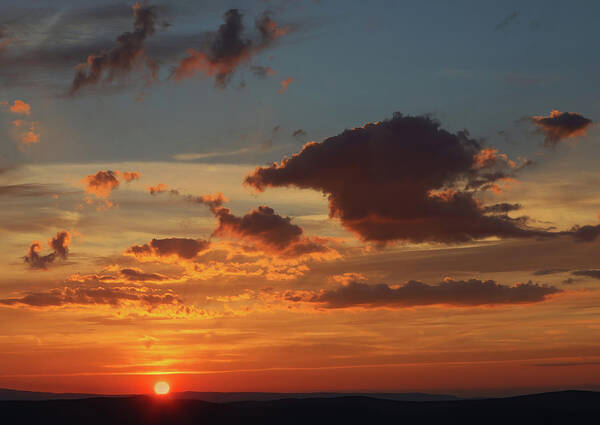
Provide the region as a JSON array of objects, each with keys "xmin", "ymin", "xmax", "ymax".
[{"xmin": 1, "ymin": 390, "xmax": 598, "ymax": 424}]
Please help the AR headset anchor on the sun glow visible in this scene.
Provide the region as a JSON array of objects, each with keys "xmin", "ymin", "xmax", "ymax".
[{"xmin": 154, "ymin": 381, "xmax": 170, "ymax": 395}]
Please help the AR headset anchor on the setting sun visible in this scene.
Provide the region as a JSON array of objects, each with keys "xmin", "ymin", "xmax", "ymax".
[{"xmin": 154, "ymin": 381, "xmax": 170, "ymax": 395}]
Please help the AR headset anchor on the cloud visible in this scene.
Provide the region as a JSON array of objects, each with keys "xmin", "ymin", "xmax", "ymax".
[
  {"xmin": 530, "ymin": 110, "xmax": 593, "ymax": 147},
  {"xmin": 213, "ymin": 205, "xmax": 303, "ymax": 250},
  {"xmin": 0, "ymin": 284, "xmax": 181, "ymax": 310},
  {"xmin": 23, "ymin": 230, "xmax": 72, "ymax": 270},
  {"xmin": 147, "ymin": 183, "xmax": 169, "ymax": 195},
  {"xmin": 533, "ymin": 268, "xmax": 569, "ymax": 276},
  {"xmin": 571, "ymin": 269, "xmax": 600, "ymax": 279},
  {"xmin": 71, "ymin": 2, "xmax": 160, "ymax": 93},
  {"xmin": 6, "ymin": 99, "xmax": 31, "ymax": 115},
  {"xmin": 292, "ymin": 129, "xmax": 307, "ymax": 138},
  {"xmin": 251, "ymin": 65, "xmax": 276, "ymax": 78},
  {"xmin": 82, "ymin": 169, "xmax": 140, "ymax": 199},
  {"xmin": 125, "ymin": 237, "xmax": 210, "ymax": 261},
  {"xmin": 278, "ymin": 76, "xmax": 293, "ymax": 93},
  {"xmin": 191, "ymin": 194, "xmax": 335, "ymax": 257},
  {"xmin": 245, "ymin": 112, "xmax": 545, "ymax": 244},
  {"xmin": 494, "ymin": 11, "xmax": 518, "ymax": 32},
  {"xmin": 304, "ymin": 278, "xmax": 561, "ymax": 309},
  {"xmin": 569, "ymin": 224, "xmax": 600, "ymax": 242},
  {"xmin": 173, "ymin": 9, "xmax": 289, "ymax": 88},
  {"xmin": 482, "ymin": 203, "xmax": 522, "ymax": 213}
]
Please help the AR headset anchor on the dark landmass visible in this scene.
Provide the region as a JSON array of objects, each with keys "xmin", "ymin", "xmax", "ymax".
[{"xmin": 1, "ymin": 390, "xmax": 598, "ymax": 424}]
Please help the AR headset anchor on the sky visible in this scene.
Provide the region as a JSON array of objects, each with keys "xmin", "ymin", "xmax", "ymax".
[{"xmin": 1, "ymin": 0, "xmax": 600, "ymax": 397}]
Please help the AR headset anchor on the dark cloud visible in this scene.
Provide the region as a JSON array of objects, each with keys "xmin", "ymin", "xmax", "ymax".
[
  {"xmin": 173, "ymin": 9, "xmax": 289, "ymax": 87},
  {"xmin": 213, "ymin": 205, "xmax": 303, "ymax": 250},
  {"xmin": 494, "ymin": 11, "xmax": 518, "ymax": 32},
  {"xmin": 190, "ymin": 192, "xmax": 333, "ymax": 257},
  {"xmin": 569, "ymin": 224, "xmax": 600, "ymax": 242},
  {"xmin": 71, "ymin": 3, "xmax": 161, "ymax": 93},
  {"xmin": 245, "ymin": 113, "xmax": 545, "ymax": 244},
  {"xmin": 292, "ymin": 129, "xmax": 307, "ymax": 138},
  {"xmin": 530, "ymin": 110, "xmax": 593, "ymax": 147},
  {"xmin": 250, "ymin": 65, "xmax": 276, "ymax": 78},
  {"xmin": 119, "ymin": 268, "xmax": 168, "ymax": 282},
  {"xmin": 533, "ymin": 268, "xmax": 569, "ymax": 276},
  {"xmin": 482, "ymin": 203, "xmax": 522, "ymax": 214},
  {"xmin": 24, "ymin": 230, "xmax": 72, "ymax": 270},
  {"xmin": 304, "ymin": 278, "xmax": 560, "ymax": 309},
  {"xmin": 571, "ymin": 269, "xmax": 600, "ymax": 279},
  {"xmin": 126, "ymin": 237, "xmax": 210, "ymax": 260},
  {"xmin": 0, "ymin": 284, "xmax": 180, "ymax": 309}
]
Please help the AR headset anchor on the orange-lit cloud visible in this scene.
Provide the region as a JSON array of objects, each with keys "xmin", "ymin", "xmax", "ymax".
[
  {"xmin": 245, "ymin": 113, "xmax": 543, "ymax": 244},
  {"xmin": 530, "ymin": 110, "xmax": 593, "ymax": 147},
  {"xmin": 8, "ymin": 99, "xmax": 31, "ymax": 115},
  {"xmin": 82, "ymin": 169, "xmax": 141, "ymax": 199},
  {"xmin": 278, "ymin": 77, "xmax": 293, "ymax": 93},
  {"xmin": 147, "ymin": 183, "xmax": 169, "ymax": 195},
  {"xmin": 23, "ymin": 230, "xmax": 72, "ymax": 270},
  {"xmin": 174, "ymin": 10, "xmax": 289, "ymax": 88}
]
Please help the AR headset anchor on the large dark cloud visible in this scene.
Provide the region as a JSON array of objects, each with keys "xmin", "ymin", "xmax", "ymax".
[
  {"xmin": 530, "ymin": 110, "xmax": 593, "ymax": 147},
  {"xmin": 126, "ymin": 237, "xmax": 210, "ymax": 260},
  {"xmin": 245, "ymin": 113, "xmax": 545, "ymax": 244},
  {"xmin": 173, "ymin": 9, "xmax": 288, "ymax": 87},
  {"xmin": 23, "ymin": 230, "xmax": 72, "ymax": 270},
  {"xmin": 70, "ymin": 2, "xmax": 161, "ymax": 93},
  {"xmin": 303, "ymin": 278, "xmax": 561, "ymax": 309}
]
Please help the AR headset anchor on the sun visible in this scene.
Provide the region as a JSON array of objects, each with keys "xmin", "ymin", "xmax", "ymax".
[{"xmin": 154, "ymin": 381, "xmax": 170, "ymax": 395}]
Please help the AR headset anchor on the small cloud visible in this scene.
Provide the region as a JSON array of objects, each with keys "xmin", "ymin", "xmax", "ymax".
[
  {"xmin": 24, "ymin": 230, "xmax": 72, "ymax": 270},
  {"xmin": 530, "ymin": 110, "xmax": 593, "ymax": 147},
  {"xmin": 279, "ymin": 77, "xmax": 293, "ymax": 93},
  {"xmin": 8, "ymin": 100, "xmax": 31, "ymax": 115},
  {"xmin": 495, "ymin": 11, "xmax": 518, "ymax": 32}
]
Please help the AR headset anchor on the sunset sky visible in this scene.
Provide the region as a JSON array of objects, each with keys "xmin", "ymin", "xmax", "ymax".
[{"xmin": 1, "ymin": 0, "xmax": 600, "ymax": 397}]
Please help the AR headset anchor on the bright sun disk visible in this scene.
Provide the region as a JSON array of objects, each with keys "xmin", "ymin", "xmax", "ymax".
[{"xmin": 154, "ymin": 381, "xmax": 170, "ymax": 395}]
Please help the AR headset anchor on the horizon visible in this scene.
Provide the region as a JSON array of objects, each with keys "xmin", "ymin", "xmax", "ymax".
[{"xmin": 1, "ymin": 0, "xmax": 600, "ymax": 400}]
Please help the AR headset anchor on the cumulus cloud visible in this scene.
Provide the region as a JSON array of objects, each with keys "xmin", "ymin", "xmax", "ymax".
[
  {"xmin": 126, "ymin": 237, "xmax": 210, "ymax": 261},
  {"xmin": 24, "ymin": 230, "xmax": 72, "ymax": 270},
  {"xmin": 71, "ymin": 2, "xmax": 161, "ymax": 93},
  {"xmin": 190, "ymin": 193, "xmax": 336, "ymax": 257},
  {"xmin": 173, "ymin": 9, "xmax": 289, "ymax": 87},
  {"xmin": 530, "ymin": 110, "xmax": 593, "ymax": 147},
  {"xmin": 304, "ymin": 278, "xmax": 561, "ymax": 309},
  {"xmin": 82, "ymin": 169, "xmax": 140, "ymax": 199},
  {"xmin": 245, "ymin": 112, "xmax": 544, "ymax": 244}
]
